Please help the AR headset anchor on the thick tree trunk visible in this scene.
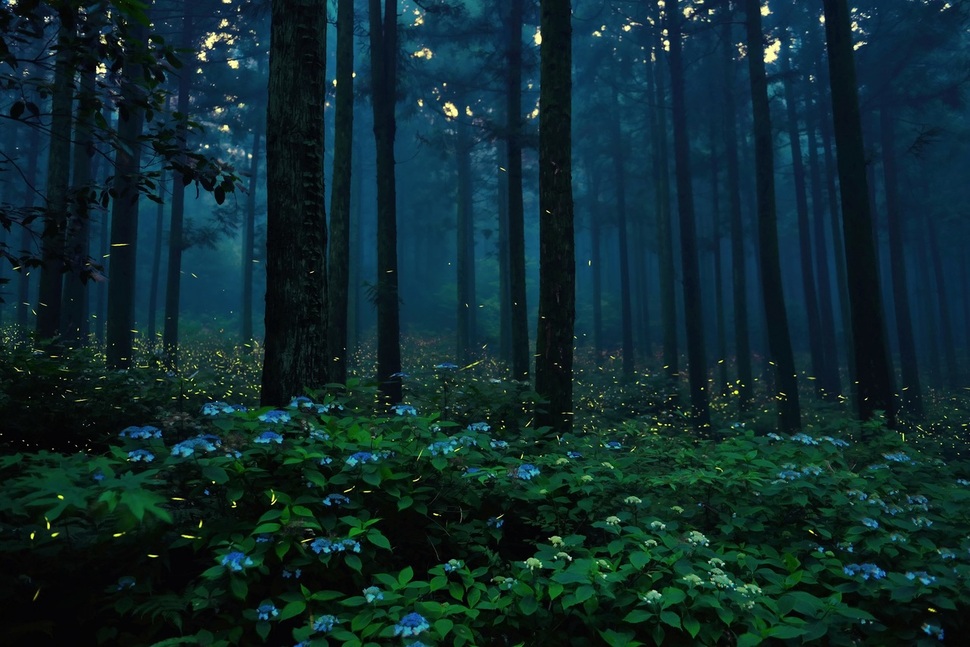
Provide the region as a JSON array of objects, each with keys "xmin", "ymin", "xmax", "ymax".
[
  {"xmin": 506, "ymin": 0, "xmax": 530, "ymax": 381},
  {"xmin": 879, "ymin": 106, "xmax": 922, "ymax": 417},
  {"xmin": 260, "ymin": 0, "xmax": 329, "ymax": 406},
  {"xmin": 106, "ymin": 21, "xmax": 148, "ymax": 369},
  {"xmin": 497, "ymin": 144, "xmax": 511, "ymax": 362},
  {"xmin": 708, "ymin": 122, "xmax": 728, "ymax": 393},
  {"xmin": 327, "ymin": 0, "xmax": 354, "ymax": 384},
  {"xmin": 822, "ymin": 0, "xmax": 896, "ymax": 425},
  {"xmin": 667, "ymin": 0, "xmax": 710, "ymax": 431},
  {"xmin": 534, "ymin": 0, "xmax": 574, "ymax": 434},
  {"xmin": 744, "ymin": 0, "xmax": 801, "ymax": 432},
  {"xmin": 37, "ymin": 12, "xmax": 75, "ymax": 340},
  {"xmin": 369, "ymin": 0, "xmax": 402, "ymax": 404},
  {"xmin": 147, "ymin": 169, "xmax": 166, "ymax": 344}
]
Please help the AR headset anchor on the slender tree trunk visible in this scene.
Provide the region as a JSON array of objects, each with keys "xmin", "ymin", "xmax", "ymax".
[
  {"xmin": 369, "ymin": 0, "xmax": 403, "ymax": 403},
  {"xmin": 650, "ymin": 25, "xmax": 678, "ymax": 379},
  {"xmin": 147, "ymin": 169, "xmax": 166, "ymax": 344},
  {"xmin": 822, "ymin": 0, "xmax": 896, "ymax": 425},
  {"xmin": 805, "ymin": 94, "xmax": 842, "ymax": 399},
  {"xmin": 327, "ymin": 0, "xmax": 353, "ymax": 384},
  {"xmin": 37, "ymin": 11, "xmax": 76, "ymax": 340},
  {"xmin": 455, "ymin": 122, "xmax": 476, "ymax": 364},
  {"xmin": 587, "ymin": 158, "xmax": 604, "ymax": 366},
  {"xmin": 506, "ymin": 0, "xmax": 529, "ymax": 381},
  {"xmin": 926, "ymin": 215, "xmax": 957, "ymax": 388},
  {"xmin": 782, "ymin": 41, "xmax": 832, "ymax": 400},
  {"xmin": 879, "ymin": 106, "xmax": 922, "ymax": 417},
  {"xmin": 534, "ymin": 0, "xmax": 574, "ymax": 434},
  {"xmin": 497, "ymin": 143, "xmax": 511, "ymax": 362},
  {"xmin": 744, "ymin": 0, "xmax": 800, "ymax": 432},
  {"xmin": 721, "ymin": 15, "xmax": 752, "ymax": 409},
  {"xmin": 667, "ymin": 0, "xmax": 710, "ymax": 431},
  {"xmin": 610, "ymin": 84, "xmax": 634, "ymax": 380},
  {"xmin": 242, "ymin": 121, "xmax": 262, "ymax": 343},
  {"xmin": 162, "ymin": 5, "xmax": 194, "ymax": 368},
  {"xmin": 16, "ymin": 126, "xmax": 41, "ymax": 336},
  {"xmin": 260, "ymin": 0, "xmax": 329, "ymax": 406},
  {"xmin": 709, "ymin": 122, "xmax": 728, "ymax": 393},
  {"xmin": 105, "ymin": 21, "xmax": 148, "ymax": 369}
]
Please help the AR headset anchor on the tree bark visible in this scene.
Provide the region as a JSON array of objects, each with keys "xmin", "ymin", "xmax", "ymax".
[
  {"xmin": 260, "ymin": 0, "xmax": 329, "ymax": 405},
  {"xmin": 455, "ymin": 121, "xmax": 476, "ymax": 364},
  {"xmin": 242, "ymin": 121, "xmax": 261, "ymax": 343},
  {"xmin": 822, "ymin": 0, "xmax": 896, "ymax": 425},
  {"xmin": 105, "ymin": 21, "xmax": 148, "ymax": 369},
  {"xmin": 369, "ymin": 0, "xmax": 403, "ymax": 404},
  {"xmin": 327, "ymin": 0, "xmax": 354, "ymax": 384},
  {"xmin": 667, "ymin": 0, "xmax": 710, "ymax": 431},
  {"xmin": 534, "ymin": 0, "xmax": 574, "ymax": 434},
  {"xmin": 610, "ymin": 84, "xmax": 634, "ymax": 381},
  {"xmin": 744, "ymin": 0, "xmax": 801, "ymax": 431}
]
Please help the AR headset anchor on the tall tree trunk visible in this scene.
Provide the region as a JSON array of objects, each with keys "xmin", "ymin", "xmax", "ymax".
[
  {"xmin": 649, "ymin": 22, "xmax": 678, "ymax": 380},
  {"xmin": 37, "ymin": 11, "xmax": 76, "ymax": 340},
  {"xmin": 455, "ymin": 122, "xmax": 476, "ymax": 364},
  {"xmin": 369, "ymin": 0, "xmax": 402, "ymax": 404},
  {"xmin": 822, "ymin": 0, "xmax": 896, "ymax": 425},
  {"xmin": 667, "ymin": 0, "xmax": 710, "ymax": 431},
  {"xmin": 147, "ymin": 168, "xmax": 166, "ymax": 344},
  {"xmin": 327, "ymin": 0, "xmax": 354, "ymax": 384},
  {"xmin": 720, "ymin": 14, "xmax": 751, "ymax": 409},
  {"xmin": 242, "ymin": 121, "xmax": 262, "ymax": 343},
  {"xmin": 586, "ymin": 157, "xmax": 603, "ymax": 366},
  {"xmin": 879, "ymin": 106, "xmax": 922, "ymax": 417},
  {"xmin": 16, "ymin": 126, "xmax": 41, "ymax": 336},
  {"xmin": 61, "ymin": 46, "xmax": 97, "ymax": 347},
  {"xmin": 506, "ymin": 0, "xmax": 529, "ymax": 381},
  {"xmin": 744, "ymin": 0, "xmax": 801, "ymax": 432},
  {"xmin": 926, "ymin": 214, "xmax": 957, "ymax": 388},
  {"xmin": 260, "ymin": 0, "xmax": 329, "ymax": 406},
  {"xmin": 105, "ymin": 21, "xmax": 148, "ymax": 369},
  {"xmin": 709, "ymin": 122, "xmax": 728, "ymax": 393},
  {"xmin": 805, "ymin": 94, "xmax": 842, "ymax": 399},
  {"xmin": 534, "ymin": 0, "xmax": 574, "ymax": 434},
  {"xmin": 162, "ymin": 5, "xmax": 194, "ymax": 368},
  {"xmin": 610, "ymin": 84, "xmax": 634, "ymax": 381},
  {"xmin": 497, "ymin": 143, "xmax": 511, "ymax": 362},
  {"xmin": 782, "ymin": 41, "xmax": 832, "ymax": 400}
]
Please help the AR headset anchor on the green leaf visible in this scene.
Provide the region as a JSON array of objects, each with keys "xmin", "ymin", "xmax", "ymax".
[
  {"xmin": 279, "ymin": 600, "xmax": 306, "ymax": 621},
  {"xmin": 367, "ymin": 531, "xmax": 391, "ymax": 550},
  {"xmin": 201, "ymin": 465, "xmax": 229, "ymax": 484},
  {"xmin": 397, "ymin": 495, "xmax": 413, "ymax": 511},
  {"xmin": 398, "ymin": 566, "xmax": 414, "ymax": 586},
  {"xmin": 623, "ymin": 609, "xmax": 654, "ymax": 624},
  {"xmin": 434, "ymin": 619, "xmax": 454, "ymax": 638},
  {"xmin": 629, "ymin": 551, "xmax": 651, "ymax": 570},
  {"xmin": 229, "ymin": 576, "xmax": 247, "ymax": 600},
  {"xmin": 345, "ymin": 554, "xmax": 363, "ymax": 573},
  {"xmin": 546, "ymin": 582, "xmax": 564, "ymax": 601},
  {"xmin": 660, "ymin": 611, "xmax": 681, "ymax": 629},
  {"xmin": 683, "ymin": 615, "xmax": 700, "ymax": 637},
  {"xmin": 518, "ymin": 595, "xmax": 538, "ymax": 615},
  {"xmin": 767, "ymin": 624, "xmax": 807, "ymax": 639}
]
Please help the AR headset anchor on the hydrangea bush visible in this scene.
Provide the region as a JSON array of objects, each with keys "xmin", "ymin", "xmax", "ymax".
[{"xmin": 1, "ymin": 390, "xmax": 969, "ymax": 646}]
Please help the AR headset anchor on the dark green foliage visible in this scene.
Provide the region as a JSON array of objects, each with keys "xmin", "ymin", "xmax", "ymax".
[{"xmin": 2, "ymin": 347, "xmax": 970, "ymax": 645}]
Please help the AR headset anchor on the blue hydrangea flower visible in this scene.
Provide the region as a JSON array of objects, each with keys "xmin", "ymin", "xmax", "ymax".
[
  {"xmin": 428, "ymin": 439, "xmax": 458, "ymax": 456},
  {"xmin": 390, "ymin": 371, "xmax": 410, "ymax": 378},
  {"xmin": 310, "ymin": 429, "xmax": 331, "ymax": 441},
  {"xmin": 443, "ymin": 558, "xmax": 464, "ymax": 572},
  {"xmin": 346, "ymin": 451, "xmax": 377, "ymax": 467},
  {"xmin": 566, "ymin": 451, "xmax": 583, "ymax": 459},
  {"xmin": 883, "ymin": 451, "xmax": 913, "ymax": 463},
  {"xmin": 256, "ymin": 603, "xmax": 279, "ymax": 620},
  {"xmin": 363, "ymin": 586, "xmax": 383, "ymax": 603},
  {"xmin": 116, "ymin": 575, "xmax": 136, "ymax": 590},
  {"xmin": 259, "ymin": 409, "xmax": 290, "ymax": 424},
  {"xmin": 766, "ymin": 432, "xmax": 783, "ymax": 441},
  {"xmin": 513, "ymin": 464, "xmax": 540, "ymax": 480},
  {"xmin": 861, "ymin": 517, "xmax": 879, "ymax": 529},
  {"xmin": 604, "ymin": 441, "xmax": 623, "ymax": 450},
  {"xmin": 435, "ymin": 362, "xmax": 459, "ymax": 370},
  {"xmin": 843, "ymin": 563, "xmax": 886, "ymax": 580},
  {"xmin": 255, "ymin": 431, "xmax": 284, "ymax": 444},
  {"xmin": 282, "ymin": 568, "xmax": 302, "ymax": 579},
  {"xmin": 310, "ymin": 537, "xmax": 361, "ymax": 555},
  {"xmin": 320, "ymin": 402, "xmax": 344, "ymax": 413},
  {"xmin": 288, "ymin": 396, "xmax": 314, "ymax": 408},
  {"xmin": 822, "ymin": 436, "xmax": 850, "ymax": 447},
  {"xmin": 392, "ymin": 404, "xmax": 418, "ymax": 416},
  {"xmin": 801, "ymin": 464, "xmax": 824, "ymax": 476},
  {"xmin": 322, "ymin": 493, "xmax": 351, "ymax": 506},
  {"xmin": 221, "ymin": 551, "xmax": 254, "ymax": 572},
  {"xmin": 312, "ymin": 614, "xmax": 339, "ymax": 633},
  {"xmin": 490, "ymin": 439, "xmax": 509, "ymax": 449},
  {"xmin": 393, "ymin": 612, "xmax": 430, "ymax": 637},
  {"xmin": 777, "ymin": 469, "xmax": 801, "ymax": 481},
  {"xmin": 119, "ymin": 425, "xmax": 162, "ymax": 440},
  {"xmin": 487, "ymin": 517, "xmax": 504, "ymax": 528},
  {"xmin": 202, "ymin": 401, "xmax": 247, "ymax": 416},
  {"xmin": 906, "ymin": 571, "xmax": 936, "ymax": 586},
  {"xmin": 92, "ymin": 470, "xmax": 105, "ymax": 482},
  {"xmin": 467, "ymin": 421, "xmax": 491, "ymax": 432},
  {"xmin": 318, "ymin": 456, "xmax": 334, "ymax": 466},
  {"xmin": 127, "ymin": 449, "xmax": 155, "ymax": 462},
  {"xmin": 171, "ymin": 434, "xmax": 221, "ymax": 458},
  {"xmin": 255, "ymin": 534, "xmax": 273, "ymax": 543},
  {"xmin": 791, "ymin": 433, "xmax": 819, "ymax": 446},
  {"xmin": 922, "ymin": 623, "xmax": 944, "ymax": 640}
]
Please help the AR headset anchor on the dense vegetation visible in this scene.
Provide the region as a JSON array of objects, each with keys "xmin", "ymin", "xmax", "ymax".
[{"xmin": 2, "ymin": 333, "xmax": 968, "ymax": 646}]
